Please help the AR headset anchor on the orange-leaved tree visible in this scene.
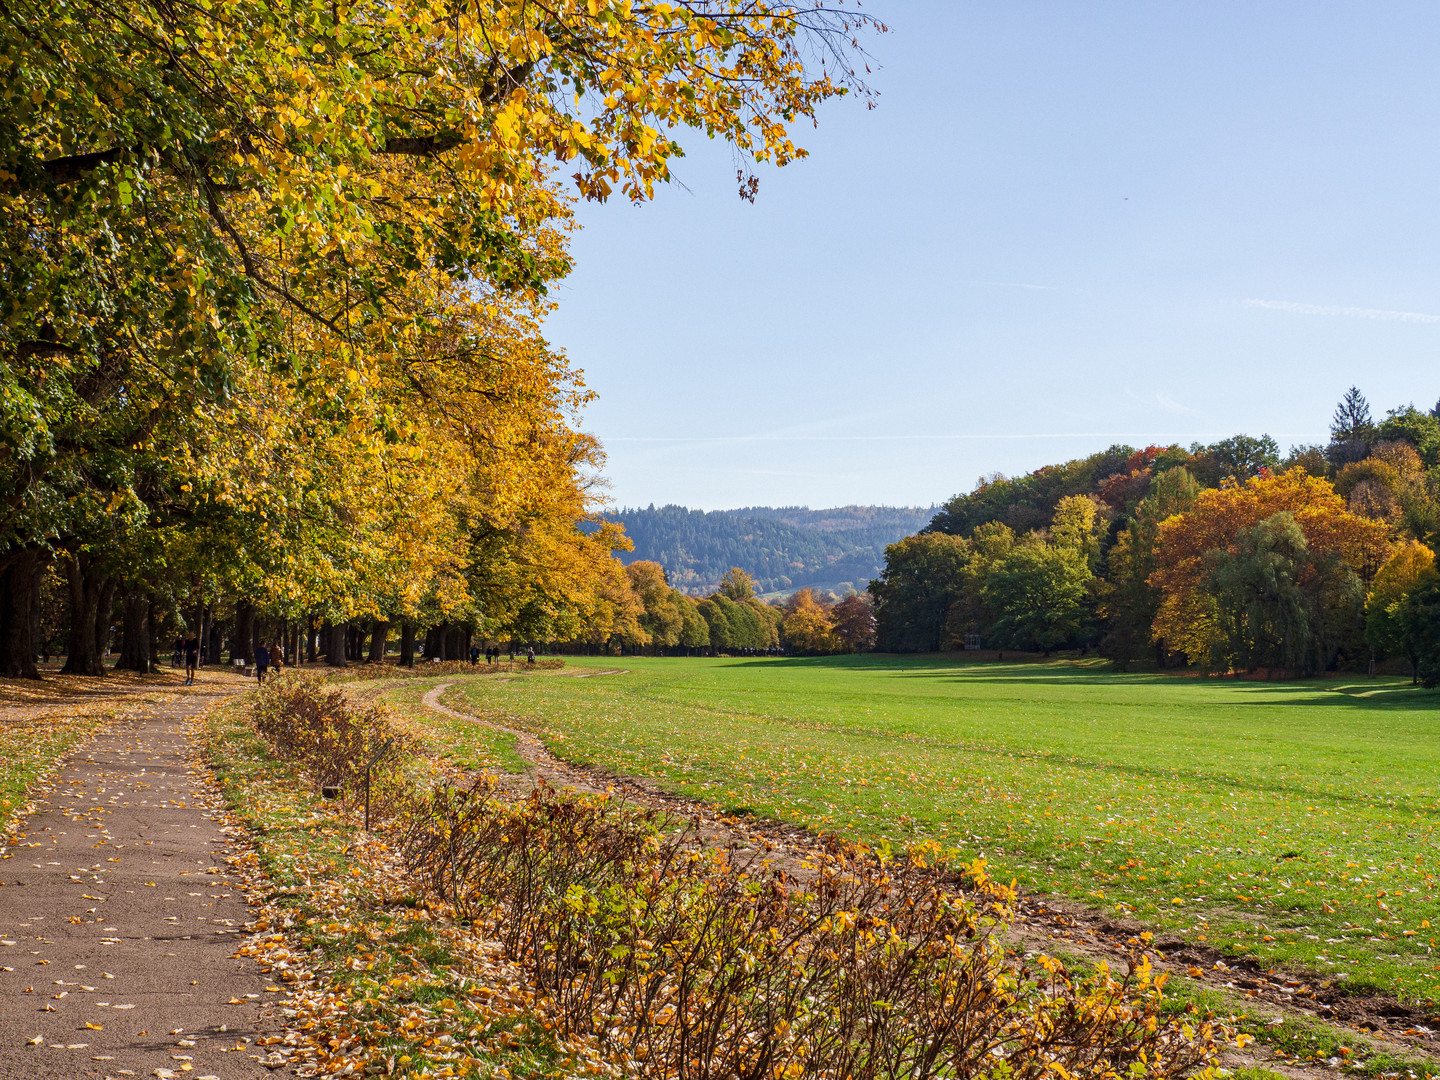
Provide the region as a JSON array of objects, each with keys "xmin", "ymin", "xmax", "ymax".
[
  {"xmin": 1150, "ymin": 468, "xmax": 1391, "ymax": 667},
  {"xmin": 782, "ymin": 589, "xmax": 840, "ymax": 655}
]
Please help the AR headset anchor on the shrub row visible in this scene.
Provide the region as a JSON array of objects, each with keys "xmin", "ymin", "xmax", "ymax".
[
  {"xmin": 399, "ymin": 779, "xmax": 1218, "ymax": 1080},
  {"xmin": 249, "ymin": 671, "xmax": 413, "ymax": 791}
]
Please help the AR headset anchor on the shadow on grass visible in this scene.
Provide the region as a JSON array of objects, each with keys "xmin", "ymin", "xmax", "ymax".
[{"xmin": 709, "ymin": 654, "xmax": 1440, "ymax": 709}]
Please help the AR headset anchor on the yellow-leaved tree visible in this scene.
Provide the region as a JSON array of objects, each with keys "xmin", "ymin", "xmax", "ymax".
[{"xmin": 1, "ymin": 0, "xmax": 881, "ymax": 674}]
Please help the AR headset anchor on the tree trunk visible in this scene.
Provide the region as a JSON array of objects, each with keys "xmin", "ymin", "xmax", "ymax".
[
  {"xmin": 147, "ymin": 594, "xmax": 164, "ymax": 669},
  {"xmin": 193, "ymin": 595, "xmax": 205, "ymax": 663},
  {"xmin": 327, "ymin": 621, "xmax": 348, "ymax": 667},
  {"xmin": 62, "ymin": 552, "xmax": 107, "ymax": 676},
  {"xmin": 0, "ymin": 548, "xmax": 44, "ymax": 679},
  {"xmin": 399, "ymin": 621, "xmax": 415, "ymax": 667},
  {"xmin": 234, "ymin": 601, "xmax": 256, "ymax": 664},
  {"xmin": 368, "ymin": 621, "xmax": 389, "ymax": 664},
  {"xmin": 115, "ymin": 589, "xmax": 150, "ymax": 672},
  {"xmin": 306, "ymin": 616, "xmax": 318, "ymax": 663},
  {"xmin": 95, "ymin": 576, "xmax": 116, "ymax": 664}
]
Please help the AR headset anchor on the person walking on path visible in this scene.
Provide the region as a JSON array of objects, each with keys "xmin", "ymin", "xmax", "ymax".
[
  {"xmin": 254, "ymin": 641, "xmax": 269, "ymax": 684},
  {"xmin": 172, "ymin": 635, "xmax": 184, "ymax": 668},
  {"xmin": 184, "ymin": 634, "xmax": 200, "ymax": 684},
  {"xmin": 269, "ymin": 641, "xmax": 282, "ymax": 677}
]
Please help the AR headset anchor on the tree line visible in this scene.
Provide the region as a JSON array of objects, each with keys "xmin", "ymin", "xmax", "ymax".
[
  {"xmin": 0, "ymin": 1, "xmax": 878, "ymax": 677},
  {"xmin": 871, "ymin": 390, "xmax": 1440, "ymax": 683},
  {"xmin": 567, "ymin": 564, "xmax": 876, "ymax": 657}
]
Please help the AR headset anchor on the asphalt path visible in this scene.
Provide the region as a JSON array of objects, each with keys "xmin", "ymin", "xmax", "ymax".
[{"xmin": 0, "ymin": 681, "xmax": 289, "ymax": 1079}]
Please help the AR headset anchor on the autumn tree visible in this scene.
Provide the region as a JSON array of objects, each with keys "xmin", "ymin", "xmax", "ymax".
[
  {"xmin": 831, "ymin": 594, "xmax": 877, "ymax": 652},
  {"xmin": 626, "ymin": 561, "xmax": 683, "ymax": 653},
  {"xmin": 781, "ymin": 589, "xmax": 840, "ymax": 655},
  {"xmin": 1050, "ymin": 494, "xmax": 1105, "ymax": 571},
  {"xmin": 718, "ymin": 567, "xmax": 759, "ymax": 602},
  {"xmin": 1151, "ymin": 468, "xmax": 1390, "ymax": 668},
  {"xmin": 1375, "ymin": 406, "xmax": 1440, "ymax": 467},
  {"xmin": 1203, "ymin": 512, "xmax": 1363, "ymax": 674},
  {"xmin": 1365, "ymin": 540, "xmax": 1438, "ymax": 680},
  {"xmin": 1100, "ymin": 467, "xmax": 1200, "ymax": 667}
]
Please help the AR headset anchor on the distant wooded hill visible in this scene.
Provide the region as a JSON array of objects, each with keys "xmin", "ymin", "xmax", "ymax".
[{"xmin": 603, "ymin": 505, "xmax": 939, "ymax": 596}]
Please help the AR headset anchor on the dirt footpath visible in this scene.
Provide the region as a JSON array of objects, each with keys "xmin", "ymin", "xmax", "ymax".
[{"xmin": 0, "ymin": 681, "xmax": 288, "ymax": 1080}]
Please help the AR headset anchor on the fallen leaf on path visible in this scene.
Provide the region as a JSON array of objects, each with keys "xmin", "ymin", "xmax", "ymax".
[{"xmin": 84, "ymin": 1022, "xmax": 102, "ymax": 1030}]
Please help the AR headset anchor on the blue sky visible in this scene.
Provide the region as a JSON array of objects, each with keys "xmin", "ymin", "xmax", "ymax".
[{"xmin": 543, "ymin": 2, "xmax": 1440, "ymax": 511}]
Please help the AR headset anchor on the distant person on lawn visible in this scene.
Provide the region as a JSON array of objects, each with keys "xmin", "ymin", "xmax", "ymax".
[
  {"xmin": 184, "ymin": 635, "xmax": 199, "ymax": 684},
  {"xmin": 526, "ymin": 646, "xmax": 535, "ymax": 665},
  {"xmin": 255, "ymin": 642, "xmax": 269, "ymax": 683},
  {"xmin": 469, "ymin": 645, "xmax": 480, "ymax": 666}
]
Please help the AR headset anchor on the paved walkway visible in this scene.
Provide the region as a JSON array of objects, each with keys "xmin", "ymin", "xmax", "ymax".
[{"xmin": 0, "ymin": 682, "xmax": 287, "ymax": 1079}]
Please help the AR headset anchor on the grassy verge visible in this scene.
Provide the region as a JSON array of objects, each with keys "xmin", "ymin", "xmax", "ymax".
[
  {"xmin": 200, "ymin": 695, "xmax": 588, "ymax": 1079},
  {"xmin": 348, "ymin": 678, "xmax": 531, "ymax": 776}
]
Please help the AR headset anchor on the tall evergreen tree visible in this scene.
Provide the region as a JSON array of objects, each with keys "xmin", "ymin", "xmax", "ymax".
[{"xmin": 1331, "ymin": 387, "xmax": 1374, "ymax": 442}]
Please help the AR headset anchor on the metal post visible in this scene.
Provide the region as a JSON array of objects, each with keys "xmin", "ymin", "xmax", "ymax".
[{"xmin": 361, "ymin": 737, "xmax": 395, "ymax": 833}]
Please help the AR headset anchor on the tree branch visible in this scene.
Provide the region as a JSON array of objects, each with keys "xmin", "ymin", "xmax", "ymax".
[{"xmin": 380, "ymin": 132, "xmax": 465, "ymax": 156}]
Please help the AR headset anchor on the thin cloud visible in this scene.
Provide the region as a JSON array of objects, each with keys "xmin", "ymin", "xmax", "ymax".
[
  {"xmin": 1245, "ymin": 298, "xmax": 1440, "ymax": 324},
  {"xmin": 1155, "ymin": 392, "xmax": 1201, "ymax": 416},
  {"xmin": 1125, "ymin": 386, "xmax": 1201, "ymax": 416},
  {"xmin": 604, "ymin": 432, "xmax": 1328, "ymax": 444}
]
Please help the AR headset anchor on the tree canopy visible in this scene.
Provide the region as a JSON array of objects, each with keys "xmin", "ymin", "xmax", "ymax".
[{"xmin": 0, "ymin": 0, "xmax": 879, "ymax": 676}]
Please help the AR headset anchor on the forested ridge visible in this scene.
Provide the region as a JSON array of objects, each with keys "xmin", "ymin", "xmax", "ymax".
[
  {"xmin": 604, "ymin": 504, "xmax": 937, "ymax": 595},
  {"xmin": 871, "ymin": 390, "xmax": 1440, "ymax": 682}
]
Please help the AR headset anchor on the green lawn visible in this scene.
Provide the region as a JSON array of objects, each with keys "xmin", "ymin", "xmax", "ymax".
[{"xmin": 438, "ymin": 655, "xmax": 1440, "ymax": 1005}]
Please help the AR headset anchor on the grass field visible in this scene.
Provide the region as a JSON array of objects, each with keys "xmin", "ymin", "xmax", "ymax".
[{"xmin": 440, "ymin": 655, "xmax": 1440, "ymax": 1006}]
